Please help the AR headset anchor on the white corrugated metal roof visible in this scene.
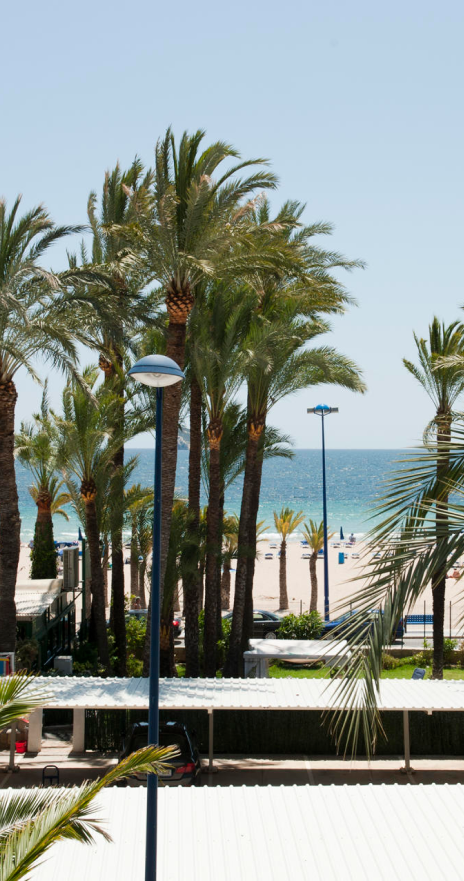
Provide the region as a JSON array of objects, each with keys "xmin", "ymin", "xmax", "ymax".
[
  {"xmin": 31, "ymin": 676, "xmax": 464, "ymax": 712},
  {"xmin": 16, "ymin": 588, "xmax": 61, "ymax": 618},
  {"xmin": 21, "ymin": 784, "xmax": 464, "ymax": 881}
]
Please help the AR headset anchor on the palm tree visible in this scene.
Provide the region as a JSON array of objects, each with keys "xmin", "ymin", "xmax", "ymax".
[
  {"xmin": 0, "ymin": 197, "xmax": 85, "ymax": 652},
  {"xmin": 77, "ymin": 160, "xmax": 154, "ymax": 676},
  {"xmin": 403, "ymin": 318, "xmax": 464, "ymax": 677},
  {"xmin": 15, "ymin": 382, "xmax": 71, "ymax": 579},
  {"xmin": 0, "ymin": 675, "xmax": 176, "ymax": 879},
  {"xmin": 57, "ymin": 368, "xmax": 121, "ymax": 671},
  {"xmin": 224, "ymin": 198, "xmax": 366, "ymax": 677},
  {"xmin": 125, "ymin": 484, "xmax": 153, "ymax": 604},
  {"xmin": 128, "ymin": 128, "xmax": 278, "ymax": 636},
  {"xmin": 135, "ymin": 500, "xmax": 154, "ymax": 609},
  {"xmin": 191, "ymin": 287, "xmax": 251, "ymax": 674},
  {"xmin": 273, "ymin": 507, "xmax": 305, "ymax": 609},
  {"xmin": 225, "ymin": 321, "xmax": 366, "ymax": 675},
  {"xmin": 221, "ymin": 515, "xmax": 239, "ymax": 610},
  {"xmin": 301, "ymin": 520, "xmax": 335, "ymax": 612}
]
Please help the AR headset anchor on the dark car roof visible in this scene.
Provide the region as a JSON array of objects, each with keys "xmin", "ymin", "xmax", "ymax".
[
  {"xmin": 224, "ymin": 609, "xmax": 281, "ymax": 620},
  {"xmin": 131, "ymin": 721, "xmax": 189, "ymax": 734}
]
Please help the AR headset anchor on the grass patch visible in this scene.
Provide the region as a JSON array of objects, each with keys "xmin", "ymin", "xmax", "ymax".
[{"xmin": 269, "ymin": 662, "xmax": 464, "ymax": 680}]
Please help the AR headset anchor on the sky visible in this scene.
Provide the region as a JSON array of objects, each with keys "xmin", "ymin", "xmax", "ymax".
[{"xmin": 2, "ymin": 0, "xmax": 464, "ymax": 449}]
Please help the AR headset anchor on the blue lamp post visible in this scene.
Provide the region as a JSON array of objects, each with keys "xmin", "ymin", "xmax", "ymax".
[
  {"xmin": 128, "ymin": 354, "xmax": 184, "ymax": 881},
  {"xmin": 307, "ymin": 405, "xmax": 338, "ymax": 622}
]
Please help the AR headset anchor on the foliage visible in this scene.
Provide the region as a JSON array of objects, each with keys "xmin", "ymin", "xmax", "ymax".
[
  {"xmin": 0, "ymin": 740, "xmax": 176, "ymax": 881},
  {"xmin": 71, "ymin": 638, "xmax": 116, "ymax": 677},
  {"xmin": 276, "ymin": 611, "xmax": 324, "ymax": 640},
  {"xmin": 198, "ymin": 610, "xmax": 232, "ymax": 670},
  {"xmin": 15, "ymin": 639, "xmax": 40, "ymax": 673},
  {"xmin": 273, "ymin": 507, "xmax": 305, "ymax": 541},
  {"xmin": 0, "ymin": 675, "xmax": 50, "ymax": 732},
  {"xmin": 30, "ymin": 519, "xmax": 57, "ymax": 580},
  {"xmin": 381, "ymin": 653, "xmax": 403, "ymax": 670}
]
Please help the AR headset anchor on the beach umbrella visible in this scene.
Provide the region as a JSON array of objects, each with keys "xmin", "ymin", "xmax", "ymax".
[
  {"xmin": 78, "ymin": 527, "xmax": 84, "ymax": 542},
  {"xmin": 340, "ymin": 527, "xmax": 344, "ymax": 540}
]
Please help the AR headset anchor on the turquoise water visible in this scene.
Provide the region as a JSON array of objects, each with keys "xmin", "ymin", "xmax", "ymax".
[{"xmin": 16, "ymin": 448, "xmax": 405, "ymax": 542}]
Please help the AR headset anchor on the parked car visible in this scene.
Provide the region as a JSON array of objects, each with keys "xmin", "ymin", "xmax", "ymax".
[
  {"xmin": 125, "ymin": 610, "xmax": 182, "ymax": 638},
  {"xmin": 223, "ymin": 609, "xmax": 282, "ymax": 639},
  {"xmin": 119, "ymin": 721, "xmax": 202, "ymax": 786},
  {"xmin": 322, "ymin": 609, "xmax": 404, "ymax": 640}
]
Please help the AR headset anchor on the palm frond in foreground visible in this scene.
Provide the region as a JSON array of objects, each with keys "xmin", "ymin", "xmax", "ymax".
[{"xmin": 325, "ymin": 428, "xmax": 464, "ymax": 756}]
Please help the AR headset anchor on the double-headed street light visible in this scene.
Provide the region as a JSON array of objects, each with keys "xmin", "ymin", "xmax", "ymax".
[
  {"xmin": 128, "ymin": 354, "xmax": 184, "ymax": 881},
  {"xmin": 307, "ymin": 405, "xmax": 338, "ymax": 622}
]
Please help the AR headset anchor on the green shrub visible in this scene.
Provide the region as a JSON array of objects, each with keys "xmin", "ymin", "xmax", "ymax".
[
  {"xmin": 30, "ymin": 520, "xmax": 57, "ymax": 579},
  {"xmin": 444, "ymin": 638, "xmax": 458, "ymax": 665},
  {"xmin": 15, "ymin": 638, "xmax": 39, "ymax": 672},
  {"xmin": 381, "ymin": 653, "xmax": 402, "ymax": 670},
  {"xmin": 277, "ymin": 611, "xmax": 324, "ymax": 640},
  {"xmin": 126, "ymin": 616, "xmax": 147, "ymax": 662}
]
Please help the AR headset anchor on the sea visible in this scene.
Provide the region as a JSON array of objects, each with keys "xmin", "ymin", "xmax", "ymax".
[{"xmin": 16, "ymin": 449, "xmax": 407, "ymax": 543}]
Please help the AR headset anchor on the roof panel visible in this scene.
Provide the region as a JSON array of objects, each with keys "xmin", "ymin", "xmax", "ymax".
[
  {"xmin": 19, "ymin": 784, "xmax": 464, "ymax": 881},
  {"xmin": 29, "ymin": 675, "xmax": 464, "ymax": 712}
]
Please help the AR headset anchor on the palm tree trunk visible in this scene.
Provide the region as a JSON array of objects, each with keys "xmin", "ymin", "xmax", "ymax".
[
  {"xmin": 199, "ymin": 560, "xmax": 205, "ymax": 610},
  {"xmin": 102, "ymin": 540, "xmax": 109, "ymax": 607},
  {"xmin": 139, "ymin": 560, "xmax": 147, "ymax": 609},
  {"xmin": 204, "ymin": 441, "xmax": 221, "ymax": 677},
  {"xmin": 224, "ymin": 431, "xmax": 260, "ymax": 678},
  {"xmin": 432, "ymin": 419, "xmax": 450, "ymax": 679},
  {"xmin": 183, "ymin": 375, "xmax": 202, "ymax": 677},
  {"xmin": 279, "ymin": 539, "xmax": 288, "ymax": 610},
  {"xmin": 242, "ymin": 445, "xmax": 265, "ymax": 654},
  {"xmin": 102, "ymin": 343, "xmax": 126, "ymax": 676},
  {"xmin": 216, "ymin": 490, "xmax": 225, "ymax": 639},
  {"xmin": 84, "ymin": 497, "xmax": 111, "ymax": 671},
  {"xmin": 221, "ymin": 560, "xmax": 231, "ymax": 609},
  {"xmin": 309, "ymin": 554, "xmax": 318, "ymax": 612},
  {"xmin": 143, "ymin": 320, "xmax": 186, "ymax": 677},
  {"xmin": 0, "ymin": 379, "xmax": 20, "ymax": 652},
  {"xmin": 110, "ymin": 443, "xmax": 126, "ymax": 677},
  {"xmin": 130, "ymin": 519, "xmax": 139, "ymax": 600}
]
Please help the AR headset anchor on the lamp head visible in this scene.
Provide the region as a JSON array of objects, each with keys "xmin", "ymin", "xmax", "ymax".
[
  {"xmin": 307, "ymin": 405, "xmax": 339, "ymax": 415},
  {"xmin": 128, "ymin": 354, "xmax": 184, "ymax": 388}
]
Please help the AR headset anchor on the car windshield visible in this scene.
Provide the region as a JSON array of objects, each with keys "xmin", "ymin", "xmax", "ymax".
[{"xmin": 132, "ymin": 732, "xmax": 190, "ymax": 757}]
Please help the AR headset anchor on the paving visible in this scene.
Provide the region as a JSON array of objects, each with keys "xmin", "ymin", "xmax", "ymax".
[{"xmin": 3, "ymin": 743, "xmax": 464, "ymax": 789}]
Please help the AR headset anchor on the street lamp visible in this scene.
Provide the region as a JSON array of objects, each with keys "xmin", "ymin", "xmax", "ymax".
[
  {"xmin": 128, "ymin": 354, "xmax": 184, "ymax": 881},
  {"xmin": 307, "ymin": 405, "xmax": 338, "ymax": 622}
]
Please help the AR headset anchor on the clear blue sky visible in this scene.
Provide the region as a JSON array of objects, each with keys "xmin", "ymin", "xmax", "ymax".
[{"xmin": 3, "ymin": 0, "xmax": 464, "ymax": 448}]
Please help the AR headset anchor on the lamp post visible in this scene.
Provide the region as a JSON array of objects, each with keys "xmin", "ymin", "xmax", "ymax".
[
  {"xmin": 128, "ymin": 354, "xmax": 184, "ymax": 881},
  {"xmin": 307, "ymin": 405, "xmax": 338, "ymax": 622}
]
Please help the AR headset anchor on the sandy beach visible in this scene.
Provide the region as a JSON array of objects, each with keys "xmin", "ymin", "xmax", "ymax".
[
  {"xmin": 18, "ymin": 538, "xmax": 464, "ymax": 630},
  {"xmin": 230, "ymin": 539, "xmax": 464, "ymax": 629}
]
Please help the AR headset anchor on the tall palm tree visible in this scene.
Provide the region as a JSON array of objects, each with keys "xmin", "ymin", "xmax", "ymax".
[
  {"xmin": 225, "ymin": 322, "xmax": 366, "ymax": 675},
  {"xmin": 403, "ymin": 318, "xmax": 464, "ymax": 677},
  {"xmin": 129, "ymin": 128, "xmax": 278, "ymax": 639},
  {"xmin": 0, "ymin": 676, "xmax": 176, "ymax": 880},
  {"xmin": 301, "ymin": 520, "xmax": 335, "ymax": 612},
  {"xmin": 273, "ymin": 507, "xmax": 305, "ymax": 609},
  {"xmin": 57, "ymin": 368, "xmax": 121, "ymax": 671},
  {"xmin": 191, "ymin": 287, "xmax": 251, "ymax": 674},
  {"xmin": 0, "ymin": 197, "xmax": 85, "ymax": 651},
  {"xmin": 15, "ymin": 382, "xmax": 71, "ymax": 579},
  {"xmin": 77, "ymin": 160, "xmax": 154, "ymax": 675},
  {"xmin": 224, "ymin": 198, "xmax": 366, "ymax": 677}
]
